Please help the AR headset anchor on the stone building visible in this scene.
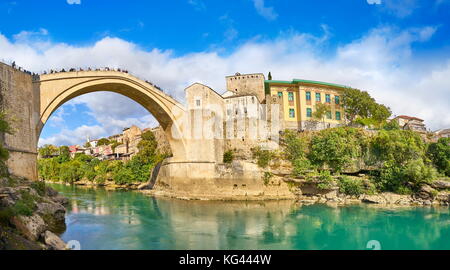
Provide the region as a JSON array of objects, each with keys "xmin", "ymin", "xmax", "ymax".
[
  {"xmin": 225, "ymin": 73, "xmax": 266, "ymax": 102},
  {"xmin": 224, "ymin": 73, "xmax": 348, "ymax": 132},
  {"xmin": 434, "ymin": 128, "xmax": 450, "ymax": 139},
  {"xmin": 393, "ymin": 115, "xmax": 427, "ymax": 133}
]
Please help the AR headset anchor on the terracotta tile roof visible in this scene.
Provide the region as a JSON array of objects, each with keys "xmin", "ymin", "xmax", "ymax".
[{"xmin": 395, "ymin": 115, "xmax": 424, "ymax": 122}]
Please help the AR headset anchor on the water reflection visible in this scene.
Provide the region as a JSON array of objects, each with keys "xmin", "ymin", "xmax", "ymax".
[{"xmin": 50, "ymin": 184, "xmax": 450, "ymax": 250}]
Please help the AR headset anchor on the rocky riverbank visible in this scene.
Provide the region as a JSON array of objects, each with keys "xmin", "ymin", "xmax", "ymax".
[
  {"xmin": 0, "ymin": 176, "xmax": 68, "ymax": 250},
  {"xmin": 54, "ymin": 179, "xmax": 151, "ymax": 191},
  {"xmin": 283, "ymin": 176, "xmax": 450, "ymax": 206},
  {"xmin": 43, "ymin": 163, "xmax": 450, "ymax": 206}
]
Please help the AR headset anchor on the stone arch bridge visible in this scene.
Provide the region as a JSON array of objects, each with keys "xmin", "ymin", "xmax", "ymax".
[
  {"xmin": 1, "ymin": 63, "xmax": 293, "ymax": 200},
  {"xmin": 37, "ymin": 70, "xmax": 188, "ymax": 162},
  {"xmin": 1, "ymin": 66, "xmax": 222, "ymax": 182}
]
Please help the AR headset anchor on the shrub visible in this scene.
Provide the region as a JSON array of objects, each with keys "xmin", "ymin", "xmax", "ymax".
[
  {"xmin": 427, "ymin": 138, "xmax": 450, "ymax": 177},
  {"xmin": 316, "ymin": 170, "xmax": 335, "ymax": 190},
  {"xmin": 113, "ymin": 167, "xmax": 135, "ymax": 185},
  {"xmin": 14, "ymin": 191, "xmax": 37, "ymax": 216},
  {"xmin": 252, "ymin": 147, "xmax": 274, "ymax": 168},
  {"xmin": 308, "ymin": 127, "xmax": 369, "ymax": 172},
  {"xmin": 38, "ymin": 158, "xmax": 61, "ymax": 181},
  {"xmin": 370, "ymin": 129, "xmax": 426, "ymax": 166},
  {"xmin": 292, "ymin": 158, "xmax": 314, "ymax": 176},
  {"xmin": 223, "ymin": 150, "xmax": 234, "ymax": 164},
  {"xmin": 263, "ymin": 172, "xmax": 273, "ymax": 185},
  {"xmin": 30, "ymin": 181, "xmax": 46, "ymax": 196},
  {"xmin": 282, "ymin": 130, "xmax": 309, "ymax": 162},
  {"xmin": 338, "ymin": 176, "xmax": 365, "ymax": 196},
  {"xmin": 59, "ymin": 160, "xmax": 83, "ymax": 183},
  {"xmin": 374, "ymin": 159, "xmax": 436, "ymax": 193}
]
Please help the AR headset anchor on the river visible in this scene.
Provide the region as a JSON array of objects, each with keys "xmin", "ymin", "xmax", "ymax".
[{"xmin": 49, "ymin": 183, "xmax": 450, "ymax": 250}]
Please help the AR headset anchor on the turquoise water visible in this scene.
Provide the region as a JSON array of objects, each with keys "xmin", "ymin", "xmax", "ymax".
[{"xmin": 50, "ymin": 184, "xmax": 450, "ymax": 250}]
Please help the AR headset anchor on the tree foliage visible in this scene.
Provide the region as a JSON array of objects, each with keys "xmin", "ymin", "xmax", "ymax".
[
  {"xmin": 341, "ymin": 88, "xmax": 391, "ymax": 126},
  {"xmin": 308, "ymin": 127, "xmax": 369, "ymax": 172},
  {"xmin": 97, "ymin": 138, "xmax": 110, "ymax": 146},
  {"xmin": 282, "ymin": 126, "xmax": 445, "ymax": 195},
  {"xmin": 427, "ymin": 138, "xmax": 450, "ymax": 176},
  {"xmin": 38, "ymin": 130, "xmax": 165, "ymax": 185},
  {"xmin": 313, "ymin": 103, "xmax": 331, "ymax": 123}
]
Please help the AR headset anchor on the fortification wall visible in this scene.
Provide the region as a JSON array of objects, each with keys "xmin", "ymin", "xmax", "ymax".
[{"xmin": 0, "ymin": 62, "xmax": 39, "ymax": 180}]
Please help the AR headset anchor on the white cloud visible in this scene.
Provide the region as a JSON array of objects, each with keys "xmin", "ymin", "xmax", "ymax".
[
  {"xmin": 67, "ymin": 0, "xmax": 81, "ymax": 5},
  {"xmin": 39, "ymin": 125, "xmax": 105, "ymax": 146},
  {"xmin": 367, "ymin": 0, "xmax": 382, "ymax": 4},
  {"xmin": 383, "ymin": 0, "xmax": 419, "ymax": 18},
  {"xmin": 0, "ymin": 25, "xmax": 449, "ymax": 145},
  {"xmin": 252, "ymin": 0, "xmax": 278, "ymax": 21},
  {"xmin": 188, "ymin": 0, "xmax": 206, "ymax": 11}
]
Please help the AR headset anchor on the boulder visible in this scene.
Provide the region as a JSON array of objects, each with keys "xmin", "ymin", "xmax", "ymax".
[
  {"xmin": 45, "ymin": 186, "xmax": 59, "ymax": 197},
  {"xmin": 51, "ymin": 195, "xmax": 69, "ymax": 206},
  {"xmin": 361, "ymin": 192, "xmax": 412, "ymax": 205},
  {"xmin": 11, "ymin": 214, "xmax": 47, "ymax": 241},
  {"xmin": 361, "ymin": 194, "xmax": 386, "ymax": 204},
  {"xmin": 43, "ymin": 230, "xmax": 66, "ymax": 250},
  {"xmin": 324, "ymin": 190, "xmax": 338, "ymax": 200},
  {"xmin": 431, "ymin": 180, "xmax": 450, "ymax": 190},
  {"xmin": 137, "ymin": 182, "xmax": 151, "ymax": 190},
  {"xmin": 36, "ymin": 201, "xmax": 66, "ymax": 232},
  {"xmin": 416, "ymin": 184, "xmax": 437, "ymax": 200},
  {"xmin": 436, "ymin": 192, "xmax": 450, "ymax": 203}
]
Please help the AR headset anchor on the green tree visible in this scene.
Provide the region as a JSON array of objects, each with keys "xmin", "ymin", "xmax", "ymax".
[
  {"xmin": 83, "ymin": 142, "xmax": 92, "ymax": 148},
  {"xmin": 59, "ymin": 160, "xmax": 83, "ymax": 183},
  {"xmin": 427, "ymin": 138, "xmax": 450, "ymax": 176},
  {"xmin": 39, "ymin": 144, "xmax": 59, "ymax": 158},
  {"xmin": 136, "ymin": 131, "xmax": 159, "ymax": 164},
  {"xmin": 57, "ymin": 146, "xmax": 70, "ymax": 163},
  {"xmin": 370, "ymin": 129, "xmax": 436, "ymax": 192},
  {"xmin": 268, "ymin": 72, "xmax": 272, "ymax": 80},
  {"xmin": 97, "ymin": 138, "xmax": 110, "ymax": 146},
  {"xmin": 308, "ymin": 127, "xmax": 369, "ymax": 172},
  {"xmin": 313, "ymin": 103, "xmax": 331, "ymax": 125},
  {"xmin": 341, "ymin": 88, "xmax": 391, "ymax": 126},
  {"xmin": 282, "ymin": 129, "xmax": 308, "ymax": 162}
]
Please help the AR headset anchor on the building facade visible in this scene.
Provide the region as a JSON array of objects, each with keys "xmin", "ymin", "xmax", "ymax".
[
  {"xmin": 393, "ymin": 115, "xmax": 427, "ymax": 133},
  {"xmin": 266, "ymin": 79, "xmax": 346, "ymax": 131}
]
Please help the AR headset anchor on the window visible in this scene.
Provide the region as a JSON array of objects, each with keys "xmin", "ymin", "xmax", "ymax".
[
  {"xmin": 335, "ymin": 96, "xmax": 340, "ymax": 105},
  {"xmin": 306, "ymin": 91, "xmax": 311, "ymax": 101},
  {"xmin": 195, "ymin": 99, "xmax": 201, "ymax": 107},
  {"xmin": 277, "ymin": 91, "xmax": 283, "ymax": 97},
  {"xmin": 315, "ymin": 93, "xmax": 321, "ymax": 102},
  {"xmin": 306, "ymin": 108, "xmax": 312, "ymax": 117},
  {"xmin": 335, "ymin": 111, "xmax": 341, "ymax": 120},
  {"xmin": 326, "ymin": 111, "xmax": 332, "ymax": 119},
  {"xmin": 288, "ymin": 92, "xmax": 294, "ymax": 101},
  {"xmin": 289, "ymin": 108, "xmax": 295, "ymax": 118},
  {"xmin": 325, "ymin": 94, "xmax": 331, "ymax": 103}
]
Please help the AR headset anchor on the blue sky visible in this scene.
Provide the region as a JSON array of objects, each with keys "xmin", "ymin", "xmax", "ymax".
[{"xmin": 0, "ymin": 0, "xmax": 449, "ymax": 146}]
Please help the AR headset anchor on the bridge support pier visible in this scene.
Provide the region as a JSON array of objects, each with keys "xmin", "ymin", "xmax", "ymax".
[{"xmin": 151, "ymin": 160, "xmax": 295, "ymax": 200}]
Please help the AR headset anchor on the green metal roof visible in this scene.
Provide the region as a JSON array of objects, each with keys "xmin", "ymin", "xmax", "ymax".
[
  {"xmin": 265, "ymin": 79, "xmax": 349, "ymax": 89},
  {"xmin": 264, "ymin": 80, "xmax": 294, "ymax": 84}
]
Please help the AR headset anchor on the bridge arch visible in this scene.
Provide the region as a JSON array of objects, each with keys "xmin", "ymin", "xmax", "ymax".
[{"xmin": 36, "ymin": 71, "xmax": 188, "ymax": 162}]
